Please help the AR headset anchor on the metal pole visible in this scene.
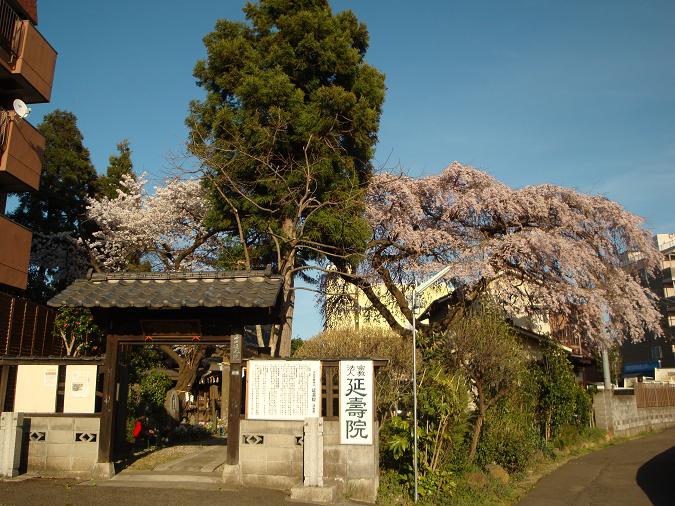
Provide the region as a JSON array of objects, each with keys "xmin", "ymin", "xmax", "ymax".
[
  {"xmin": 412, "ymin": 289, "xmax": 418, "ymax": 503},
  {"xmin": 601, "ymin": 346, "xmax": 612, "ymax": 391}
]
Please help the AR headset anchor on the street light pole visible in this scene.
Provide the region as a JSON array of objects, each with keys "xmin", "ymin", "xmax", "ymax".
[
  {"xmin": 412, "ymin": 288, "xmax": 419, "ymax": 503},
  {"xmin": 411, "ymin": 265, "xmax": 451, "ymax": 504}
]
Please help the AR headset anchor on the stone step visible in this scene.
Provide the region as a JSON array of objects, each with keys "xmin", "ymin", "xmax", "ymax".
[
  {"xmin": 81, "ymin": 471, "xmax": 228, "ymax": 491},
  {"xmin": 82, "ymin": 480, "xmax": 229, "ymax": 491},
  {"xmin": 112, "ymin": 470, "xmax": 223, "ymax": 484}
]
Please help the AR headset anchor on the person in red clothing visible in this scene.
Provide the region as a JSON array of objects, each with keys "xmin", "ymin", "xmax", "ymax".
[{"xmin": 133, "ymin": 418, "xmax": 143, "ymax": 439}]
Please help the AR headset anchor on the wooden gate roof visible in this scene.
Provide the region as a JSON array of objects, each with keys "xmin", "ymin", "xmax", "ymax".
[{"xmin": 47, "ymin": 270, "xmax": 283, "ymax": 310}]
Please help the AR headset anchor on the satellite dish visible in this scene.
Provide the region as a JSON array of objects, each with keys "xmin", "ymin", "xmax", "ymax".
[{"xmin": 13, "ymin": 99, "xmax": 31, "ymax": 119}]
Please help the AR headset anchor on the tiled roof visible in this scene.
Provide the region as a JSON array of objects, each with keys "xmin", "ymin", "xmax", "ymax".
[{"xmin": 48, "ymin": 270, "xmax": 283, "ymax": 309}]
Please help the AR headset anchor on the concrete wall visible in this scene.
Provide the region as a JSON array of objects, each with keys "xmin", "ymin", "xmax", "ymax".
[
  {"xmin": 23, "ymin": 416, "xmax": 101, "ymax": 478},
  {"xmin": 594, "ymin": 390, "xmax": 675, "ymax": 437},
  {"xmin": 237, "ymin": 419, "xmax": 379, "ymax": 503}
]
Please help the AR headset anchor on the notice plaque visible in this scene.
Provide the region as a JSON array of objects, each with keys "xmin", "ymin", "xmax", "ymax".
[
  {"xmin": 339, "ymin": 360, "xmax": 374, "ymax": 445},
  {"xmin": 247, "ymin": 360, "xmax": 321, "ymax": 420},
  {"xmin": 64, "ymin": 365, "xmax": 98, "ymax": 413}
]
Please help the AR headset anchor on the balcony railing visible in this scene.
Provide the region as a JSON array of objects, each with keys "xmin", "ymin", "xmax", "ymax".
[
  {"xmin": 0, "ymin": 109, "xmax": 9, "ymax": 152},
  {"xmin": 0, "ymin": 214, "xmax": 31, "ymax": 290},
  {"xmin": 0, "ymin": 0, "xmax": 22, "ymax": 64},
  {"xmin": 0, "ymin": 0, "xmax": 56, "ymax": 103}
]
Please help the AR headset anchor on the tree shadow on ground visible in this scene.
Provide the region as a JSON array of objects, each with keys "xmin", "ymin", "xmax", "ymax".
[{"xmin": 636, "ymin": 444, "xmax": 675, "ymax": 505}]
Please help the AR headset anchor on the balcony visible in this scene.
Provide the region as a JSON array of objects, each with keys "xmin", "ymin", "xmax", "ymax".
[
  {"xmin": 0, "ymin": 1, "xmax": 56, "ymax": 103},
  {"xmin": 0, "ymin": 109, "xmax": 44, "ymax": 192},
  {"xmin": 663, "ymin": 266, "xmax": 675, "ymax": 284},
  {"xmin": 0, "ymin": 214, "xmax": 31, "ymax": 290}
]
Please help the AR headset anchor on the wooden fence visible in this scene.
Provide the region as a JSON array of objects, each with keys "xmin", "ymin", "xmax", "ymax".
[
  {"xmin": 0, "ymin": 292, "xmax": 62, "ymax": 357},
  {"xmin": 634, "ymin": 382, "xmax": 675, "ymax": 408}
]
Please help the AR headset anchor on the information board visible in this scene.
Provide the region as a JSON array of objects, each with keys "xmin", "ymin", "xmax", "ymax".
[
  {"xmin": 246, "ymin": 360, "xmax": 321, "ymax": 420},
  {"xmin": 64, "ymin": 365, "xmax": 98, "ymax": 413},
  {"xmin": 14, "ymin": 365, "xmax": 58, "ymax": 413},
  {"xmin": 339, "ymin": 360, "xmax": 374, "ymax": 445}
]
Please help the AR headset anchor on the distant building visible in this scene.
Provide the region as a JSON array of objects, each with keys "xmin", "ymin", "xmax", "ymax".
[{"xmin": 621, "ymin": 234, "xmax": 675, "ymax": 376}]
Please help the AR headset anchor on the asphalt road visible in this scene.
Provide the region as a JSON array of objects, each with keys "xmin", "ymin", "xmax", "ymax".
[
  {"xmin": 0, "ymin": 478, "xmax": 312, "ymax": 506},
  {"xmin": 518, "ymin": 427, "xmax": 675, "ymax": 506}
]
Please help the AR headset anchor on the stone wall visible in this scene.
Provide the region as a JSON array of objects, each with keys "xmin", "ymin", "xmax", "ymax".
[
  {"xmin": 594, "ymin": 390, "xmax": 675, "ymax": 437},
  {"xmin": 23, "ymin": 415, "xmax": 101, "ymax": 478},
  {"xmin": 235, "ymin": 418, "xmax": 379, "ymax": 503}
]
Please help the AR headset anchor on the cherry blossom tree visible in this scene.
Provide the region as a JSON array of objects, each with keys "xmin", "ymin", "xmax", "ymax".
[
  {"xmin": 86, "ymin": 173, "xmax": 221, "ymax": 272},
  {"xmin": 330, "ymin": 162, "xmax": 663, "ymax": 348}
]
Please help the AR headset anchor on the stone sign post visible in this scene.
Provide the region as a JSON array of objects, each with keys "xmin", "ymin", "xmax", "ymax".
[{"xmin": 227, "ymin": 331, "xmax": 243, "ymax": 465}]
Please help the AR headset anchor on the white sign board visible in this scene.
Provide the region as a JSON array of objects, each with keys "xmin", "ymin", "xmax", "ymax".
[
  {"xmin": 247, "ymin": 360, "xmax": 321, "ymax": 420},
  {"xmin": 64, "ymin": 365, "xmax": 98, "ymax": 413},
  {"xmin": 339, "ymin": 360, "xmax": 374, "ymax": 445},
  {"xmin": 14, "ymin": 365, "xmax": 58, "ymax": 413}
]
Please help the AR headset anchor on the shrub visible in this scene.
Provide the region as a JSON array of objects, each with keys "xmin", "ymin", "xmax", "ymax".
[
  {"xmin": 535, "ymin": 341, "xmax": 592, "ymax": 441},
  {"xmin": 296, "ymin": 326, "xmax": 413, "ymax": 420}
]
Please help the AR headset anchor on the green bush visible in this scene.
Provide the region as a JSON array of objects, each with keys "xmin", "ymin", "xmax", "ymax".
[
  {"xmin": 476, "ymin": 386, "xmax": 543, "ymax": 474},
  {"xmin": 138, "ymin": 370, "xmax": 173, "ymax": 412},
  {"xmin": 535, "ymin": 342, "xmax": 592, "ymax": 442}
]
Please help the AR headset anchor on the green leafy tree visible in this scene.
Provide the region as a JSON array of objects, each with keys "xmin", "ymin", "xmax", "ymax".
[
  {"xmin": 53, "ymin": 306, "xmax": 103, "ymax": 357},
  {"xmin": 10, "ymin": 110, "xmax": 98, "ymax": 301},
  {"xmin": 536, "ymin": 341, "xmax": 593, "ymax": 442},
  {"xmin": 423, "ymin": 301, "xmax": 528, "ymax": 464},
  {"xmin": 187, "ymin": 0, "xmax": 385, "ymax": 356},
  {"xmin": 95, "ymin": 139, "xmax": 134, "ymax": 199}
]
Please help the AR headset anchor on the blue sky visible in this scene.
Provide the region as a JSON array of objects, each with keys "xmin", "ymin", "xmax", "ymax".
[{"xmin": 29, "ymin": 0, "xmax": 675, "ymax": 339}]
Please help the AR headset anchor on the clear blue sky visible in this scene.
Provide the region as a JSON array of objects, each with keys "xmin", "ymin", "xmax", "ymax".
[{"xmin": 29, "ymin": 0, "xmax": 675, "ymax": 339}]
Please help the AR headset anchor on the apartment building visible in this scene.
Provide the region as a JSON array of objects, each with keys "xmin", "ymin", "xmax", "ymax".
[
  {"xmin": 622, "ymin": 234, "xmax": 675, "ymax": 375},
  {"xmin": 0, "ymin": 1, "xmax": 60, "ymax": 364},
  {"xmin": 0, "ymin": 0, "xmax": 56, "ymax": 292}
]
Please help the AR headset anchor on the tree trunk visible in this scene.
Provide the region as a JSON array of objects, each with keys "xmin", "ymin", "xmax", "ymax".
[
  {"xmin": 270, "ymin": 276, "xmax": 294, "ymax": 357},
  {"xmin": 160, "ymin": 345, "xmax": 206, "ymax": 394},
  {"xmin": 175, "ymin": 346, "xmax": 206, "ymax": 393},
  {"xmin": 468, "ymin": 385, "xmax": 486, "ymax": 464},
  {"xmin": 278, "ymin": 275, "xmax": 294, "ymax": 357}
]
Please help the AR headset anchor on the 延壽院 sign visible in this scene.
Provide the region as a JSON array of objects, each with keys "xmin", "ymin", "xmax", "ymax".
[{"xmin": 339, "ymin": 360, "xmax": 374, "ymax": 445}]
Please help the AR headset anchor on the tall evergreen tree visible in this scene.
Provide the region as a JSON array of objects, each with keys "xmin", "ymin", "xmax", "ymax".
[
  {"xmin": 187, "ymin": 0, "xmax": 385, "ymax": 355},
  {"xmin": 10, "ymin": 110, "xmax": 98, "ymax": 301},
  {"xmin": 96, "ymin": 139, "xmax": 134, "ymax": 199}
]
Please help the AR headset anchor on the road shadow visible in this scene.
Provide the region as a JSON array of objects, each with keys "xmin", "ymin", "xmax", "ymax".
[{"xmin": 636, "ymin": 444, "xmax": 675, "ymax": 505}]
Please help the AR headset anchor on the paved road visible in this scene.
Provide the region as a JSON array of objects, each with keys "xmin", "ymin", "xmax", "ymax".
[
  {"xmin": 519, "ymin": 427, "xmax": 675, "ymax": 506},
  {"xmin": 0, "ymin": 477, "xmax": 313, "ymax": 506}
]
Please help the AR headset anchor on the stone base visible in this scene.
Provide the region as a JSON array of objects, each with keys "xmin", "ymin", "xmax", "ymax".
[
  {"xmin": 289, "ymin": 484, "xmax": 337, "ymax": 504},
  {"xmin": 345, "ymin": 478, "xmax": 378, "ymax": 503},
  {"xmin": 91, "ymin": 462, "xmax": 116, "ymax": 480},
  {"xmin": 221, "ymin": 464, "xmax": 242, "ymax": 487}
]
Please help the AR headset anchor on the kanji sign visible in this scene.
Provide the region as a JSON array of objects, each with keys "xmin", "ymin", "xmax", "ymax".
[
  {"xmin": 246, "ymin": 360, "xmax": 321, "ymax": 420},
  {"xmin": 339, "ymin": 360, "xmax": 374, "ymax": 445}
]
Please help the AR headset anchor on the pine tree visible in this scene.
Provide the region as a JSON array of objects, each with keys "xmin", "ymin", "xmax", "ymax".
[
  {"xmin": 187, "ymin": 0, "xmax": 385, "ymax": 355},
  {"xmin": 96, "ymin": 139, "xmax": 134, "ymax": 199}
]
